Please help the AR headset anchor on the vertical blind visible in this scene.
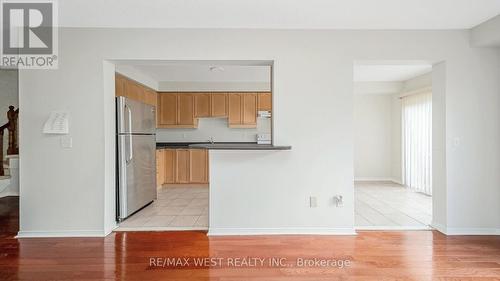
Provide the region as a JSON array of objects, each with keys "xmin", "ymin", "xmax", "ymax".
[{"xmin": 402, "ymin": 92, "xmax": 432, "ymax": 195}]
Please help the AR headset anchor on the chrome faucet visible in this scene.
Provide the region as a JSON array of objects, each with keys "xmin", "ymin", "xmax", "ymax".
[{"xmin": 208, "ymin": 136, "xmax": 215, "ymax": 144}]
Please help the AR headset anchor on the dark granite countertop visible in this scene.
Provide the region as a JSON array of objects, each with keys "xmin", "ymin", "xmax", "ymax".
[{"xmin": 156, "ymin": 142, "xmax": 291, "ymax": 151}]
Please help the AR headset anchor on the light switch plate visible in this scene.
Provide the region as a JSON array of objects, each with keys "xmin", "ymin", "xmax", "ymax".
[{"xmin": 60, "ymin": 136, "xmax": 73, "ymax": 148}]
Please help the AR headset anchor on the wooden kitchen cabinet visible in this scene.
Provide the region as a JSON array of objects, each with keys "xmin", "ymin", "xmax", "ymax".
[
  {"xmin": 228, "ymin": 94, "xmax": 242, "ymax": 126},
  {"xmin": 195, "ymin": 93, "xmax": 211, "ymax": 118},
  {"xmin": 124, "ymin": 79, "xmax": 144, "ymax": 101},
  {"xmin": 157, "ymin": 148, "xmax": 209, "ymax": 184},
  {"xmin": 228, "ymin": 93, "xmax": 257, "ymax": 128},
  {"xmin": 157, "ymin": 92, "xmax": 268, "ymax": 129},
  {"xmin": 210, "ymin": 93, "xmax": 228, "ymax": 117},
  {"xmin": 157, "ymin": 93, "xmax": 198, "ymax": 128},
  {"xmin": 164, "ymin": 149, "xmax": 176, "ymax": 184},
  {"xmin": 189, "ymin": 149, "xmax": 209, "ymax": 183},
  {"xmin": 156, "ymin": 149, "xmax": 165, "ymax": 188},
  {"xmin": 196, "ymin": 93, "xmax": 227, "ymax": 118},
  {"xmin": 257, "ymin": 93, "xmax": 272, "ymax": 111},
  {"xmin": 115, "ymin": 74, "xmax": 126, "ymax": 97},
  {"xmin": 115, "ymin": 73, "xmax": 157, "ymax": 107},
  {"xmin": 157, "ymin": 94, "xmax": 177, "ymax": 126},
  {"xmin": 143, "ymin": 88, "xmax": 157, "ymax": 107},
  {"xmin": 175, "ymin": 149, "xmax": 190, "ymax": 183},
  {"xmin": 242, "ymin": 94, "xmax": 257, "ymax": 125},
  {"xmin": 178, "ymin": 94, "xmax": 197, "ymax": 126}
]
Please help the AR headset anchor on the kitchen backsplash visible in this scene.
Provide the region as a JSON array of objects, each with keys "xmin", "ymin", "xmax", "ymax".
[{"xmin": 156, "ymin": 117, "xmax": 271, "ymax": 143}]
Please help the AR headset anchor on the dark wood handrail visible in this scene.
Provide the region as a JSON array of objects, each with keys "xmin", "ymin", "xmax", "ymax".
[{"xmin": 0, "ymin": 106, "xmax": 19, "ymax": 177}]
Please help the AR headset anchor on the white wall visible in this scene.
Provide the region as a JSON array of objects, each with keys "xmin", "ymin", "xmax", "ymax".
[
  {"xmin": 353, "ymin": 72, "xmax": 432, "ymax": 184},
  {"xmin": 390, "ymin": 93, "xmax": 402, "ymax": 184},
  {"xmin": 353, "ymin": 94, "xmax": 393, "ymax": 181},
  {"xmin": 431, "ymin": 62, "xmax": 448, "ymax": 232},
  {"xmin": 470, "ymin": 14, "xmax": 500, "ymax": 47},
  {"xmin": 156, "ymin": 117, "xmax": 271, "ymax": 143},
  {"xmin": 0, "ymin": 70, "xmax": 19, "ymax": 160},
  {"xmin": 402, "ymin": 72, "xmax": 432, "ymax": 93},
  {"xmin": 18, "ymin": 28, "xmax": 500, "ymax": 237},
  {"xmin": 353, "ymin": 81, "xmax": 402, "ymax": 95}
]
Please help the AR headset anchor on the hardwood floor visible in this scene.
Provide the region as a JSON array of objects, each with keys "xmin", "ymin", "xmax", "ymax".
[{"xmin": 1, "ymin": 196, "xmax": 500, "ymax": 280}]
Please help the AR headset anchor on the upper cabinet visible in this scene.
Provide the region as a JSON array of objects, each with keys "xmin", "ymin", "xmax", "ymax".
[
  {"xmin": 178, "ymin": 94, "xmax": 197, "ymax": 126},
  {"xmin": 195, "ymin": 93, "xmax": 228, "ymax": 118},
  {"xmin": 115, "ymin": 74, "xmax": 126, "ymax": 98},
  {"xmin": 242, "ymin": 94, "xmax": 257, "ymax": 126},
  {"xmin": 157, "ymin": 92, "xmax": 270, "ymax": 129},
  {"xmin": 211, "ymin": 93, "xmax": 228, "ymax": 117},
  {"xmin": 158, "ymin": 94, "xmax": 177, "ymax": 126},
  {"xmin": 116, "ymin": 74, "xmax": 270, "ymax": 130},
  {"xmin": 257, "ymin": 93, "xmax": 272, "ymax": 111},
  {"xmin": 157, "ymin": 93, "xmax": 198, "ymax": 128},
  {"xmin": 228, "ymin": 93, "xmax": 257, "ymax": 128},
  {"xmin": 195, "ymin": 94, "xmax": 211, "ymax": 118},
  {"xmin": 143, "ymin": 88, "xmax": 158, "ymax": 107},
  {"xmin": 228, "ymin": 94, "xmax": 242, "ymax": 126},
  {"xmin": 115, "ymin": 73, "xmax": 157, "ymax": 107}
]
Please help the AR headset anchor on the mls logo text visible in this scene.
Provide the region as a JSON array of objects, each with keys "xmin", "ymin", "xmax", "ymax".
[{"xmin": 1, "ymin": 0, "xmax": 58, "ymax": 69}]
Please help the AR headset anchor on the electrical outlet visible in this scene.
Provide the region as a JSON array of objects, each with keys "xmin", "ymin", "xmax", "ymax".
[{"xmin": 309, "ymin": 196, "xmax": 317, "ymax": 208}]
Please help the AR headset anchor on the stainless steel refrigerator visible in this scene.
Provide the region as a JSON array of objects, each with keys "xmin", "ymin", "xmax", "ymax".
[{"xmin": 116, "ymin": 96, "xmax": 157, "ymax": 222}]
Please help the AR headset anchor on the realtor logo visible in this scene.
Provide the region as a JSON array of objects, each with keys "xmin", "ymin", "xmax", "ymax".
[{"xmin": 1, "ymin": 0, "xmax": 58, "ymax": 69}]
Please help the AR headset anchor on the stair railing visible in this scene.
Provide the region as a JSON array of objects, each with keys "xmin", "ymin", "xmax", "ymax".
[{"xmin": 0, "ymin": 106, "xmax": 19, "ymax": 176}]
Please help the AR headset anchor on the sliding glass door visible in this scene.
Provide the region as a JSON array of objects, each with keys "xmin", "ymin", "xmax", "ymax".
[{"xmin": 402, "ymin": 92, "xmax": 432, "ymax": 195}]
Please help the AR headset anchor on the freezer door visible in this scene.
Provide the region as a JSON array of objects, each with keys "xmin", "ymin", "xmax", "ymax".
[
  {"xmin": 117, "ymin": 134, "xmax": 157, "ymax": 220},
  {"xmin": 116, "ymin": 96, "xmax": 156, "ymax": 134}
]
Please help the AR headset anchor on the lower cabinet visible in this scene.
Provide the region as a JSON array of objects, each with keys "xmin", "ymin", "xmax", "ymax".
[
  {"xmin": 157, "ymin": 148, "xmax": 209, "ymax": 186},
  {"xmin": 189, "ymin": 149, "xmax": 209, "ymax": 183},
  {"xmin": 156, "ymin": 149, "xmax": 166, "ymax": 187},
  {"xmin": 175, "ymin": 149, "xmax": 190, "ymax": 183},
  {"xmin": 164, "ymin": 149, "xmax": 176, "ymax": 184}
]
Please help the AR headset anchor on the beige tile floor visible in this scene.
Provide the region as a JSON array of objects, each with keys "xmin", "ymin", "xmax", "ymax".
[
  {"xmin": 116, "ymin": 184, "xmax": 208, "ymax": 231},
  {"xmin": 355, "ymin": 181, "xmax": 432, "ymax": 230}
]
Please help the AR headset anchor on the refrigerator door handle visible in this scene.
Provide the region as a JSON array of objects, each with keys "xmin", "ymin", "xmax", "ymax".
[
  {"xmin": 126, "ymin": 135, "xmax": 133, "ymax": 164},
  {"xmin": 125, "ymin": 103, "xmax": 132, "ymax": 133}
]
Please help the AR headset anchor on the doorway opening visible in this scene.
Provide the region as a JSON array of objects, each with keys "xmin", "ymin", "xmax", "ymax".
[
  {"xmin": 353, "ymin": 62, "xmax": 433, "ymax": 230},
  {"xmin": 0, "ymin": 69, "xmax": 20, "ymax": 236},
  {"xmin": 105, "ymin": 60, "xmax": 273, "ymax": 231}
]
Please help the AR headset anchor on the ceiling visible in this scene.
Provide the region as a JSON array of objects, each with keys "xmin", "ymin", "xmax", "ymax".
[
  {"xmin": 129, "ymin": 64, "xmax": 271, "ymax": 82},
  {"xmin": 59, "ymin": 0, "xmax": 500, "ymax": 29},
  {"xmin": 353, "ymin": 64, "xmax": 432, "ymax": 82}
]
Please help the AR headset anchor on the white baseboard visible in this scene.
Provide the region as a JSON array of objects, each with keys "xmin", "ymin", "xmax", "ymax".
[
  {"xmin": 431, "ymin": 221, "xmax": 447, "ymax": 234},
  {"xmin": 390, "ymin": 178, "xmax": 403, "ymax": 185},
  {"xmin": 115, "ymin": 226, "xmax": 208, "ymax": 232},
  {"xmin": 431, "ymin": 222, "xmax": 499, "ymax": 235},
  {"xmin": 16, "ymin": 230, "xmax": 108, "ymax": 238},
  {"xmin": 444, "ymin": 227, "xmax": 500, "ymax": 235},
  {"xmin": 354, "ymin": 177, "xmax": 393, "ymax": 182},
  {"xmin": 207, "ymin": 227, "xmax": 357, "ymax": 236},
  {"xmin": 356, "ymin": 225, "xmax": 431, "ymax": 231},
  {"xmin": 354, "ymin": 178, "xmax": 402, "ymax": 184}
]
